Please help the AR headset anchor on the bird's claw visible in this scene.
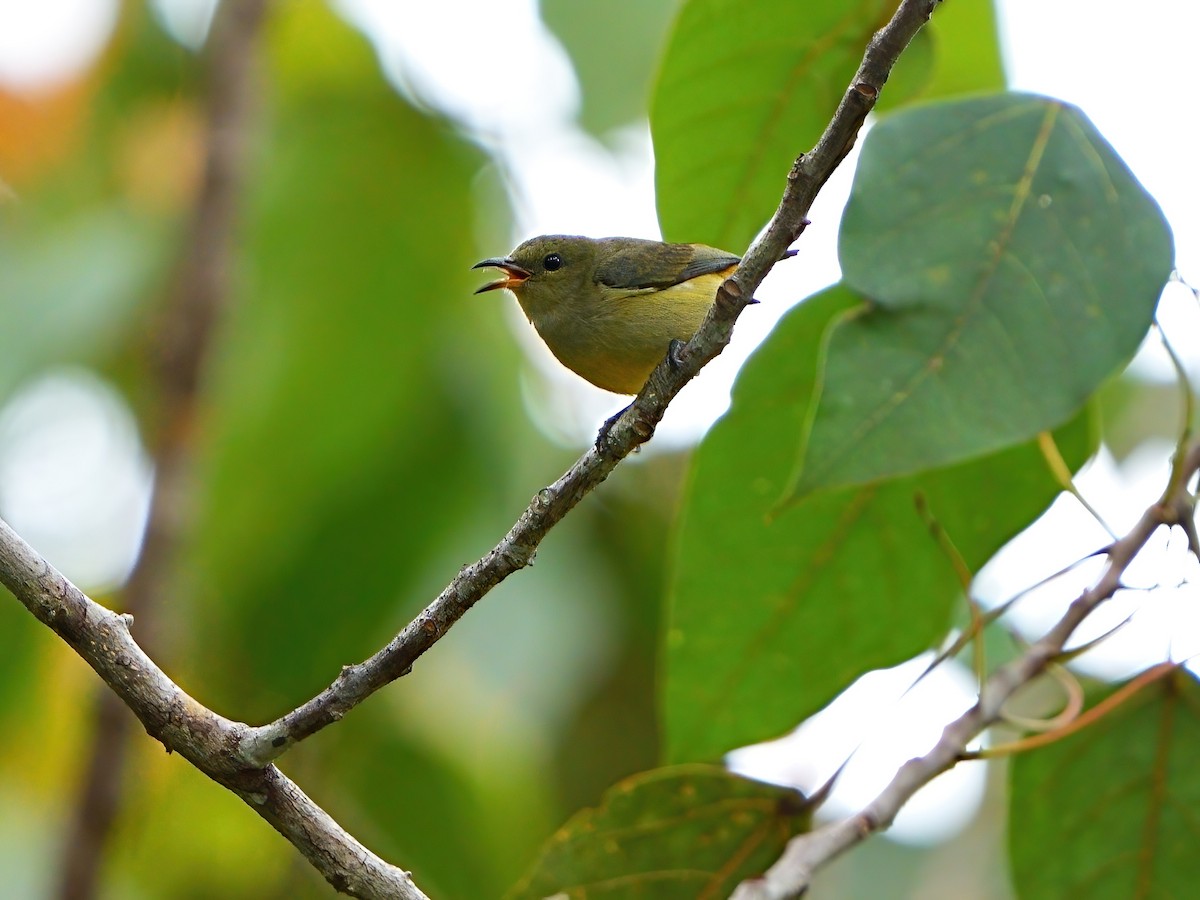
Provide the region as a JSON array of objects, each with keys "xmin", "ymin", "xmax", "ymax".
[
  {"xmin": 668, "ymin": 338, "xmax": 687, "ymax": 371},
  {"xmin": 596, "ymin": 403, "xmax": 632, "ymax": 450}
]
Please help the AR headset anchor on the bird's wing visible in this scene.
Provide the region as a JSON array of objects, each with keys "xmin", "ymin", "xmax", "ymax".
[{"xmin": 593, "ymin": 240, "xmax": 739, "ymax": 293}]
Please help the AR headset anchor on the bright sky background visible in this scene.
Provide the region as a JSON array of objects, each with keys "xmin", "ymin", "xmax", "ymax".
[{"xmin": 0, "ymin": 0, "xmax": 1197, "ymax": 848}]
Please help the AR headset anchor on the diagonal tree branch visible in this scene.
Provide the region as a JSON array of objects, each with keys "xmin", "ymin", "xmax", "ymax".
[{"xmin": 731, "ymin": 437, "xmax": 1200, "ymax": 900}]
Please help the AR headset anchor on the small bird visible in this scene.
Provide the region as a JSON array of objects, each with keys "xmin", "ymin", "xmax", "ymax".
[{"xmin": 474, "ymin": 234, "xmax": 740, "ymax": 395}]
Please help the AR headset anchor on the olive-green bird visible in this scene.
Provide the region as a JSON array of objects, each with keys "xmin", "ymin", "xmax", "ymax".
[{"xmin": 474, "ymin": 234, "xmax": 741, "ymax": 395}]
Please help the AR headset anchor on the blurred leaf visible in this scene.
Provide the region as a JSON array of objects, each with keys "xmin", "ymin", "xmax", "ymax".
[
  {"xmin": 0, "ymin": 3, "xmax": 203, "ymax": 413},
  {"xmin": 875, "ymin": 28, "xmax": 933, "ymax": 115},
  {"xmin": 270, "ymin": 0, "xmax": 386, "ymax": 97},
  {"xmin": 665, "ymin": 285, "xmax": 1093, "ymax": 763},
  {"xmin": 652, "ymin": 0, "xmax": 903, "ymax": 250},
  {"xmin": 330, "ymin": 712, "xmax": 507, "ymax": 900},
  {"xmin": 0, "ymin": 208, "xmax": 162, "ymax": 401},
  {"xmin": 0, "ymin": 2, "xmax": 202, "ymax": 197},
  {"xmin": 552, "ymin": 476, "xmax": 673, "ymax": 814},
  {"xmin": 791, "ymin": 94, "xmax": 1172, "ymax": 497},
  {"xmin": 102, "ymin": 5, "xmax": 205, "ymax": 112},
  {"xmin": 506, "ymin": 765, "xmax": 809, "ymax": 900},
  {"xmin": 14, "ymin": 5, "xmax": 206, "ymax": 214},
  {"xmin": 185, "ymin": 3, "xmax": 497, "ymax": 716},
  {"xmin": 542, "ymin": 0, "xmax": 680, "ymax": 136},
  {"xmin": 1096, "ymin": 375, "xmax": 1183, "ymax": 461},
  {"xmin": 922, "ymin": 0, "xmax": 1005, "ymax": 98},
  {"xmin": 0, "ymin": 81, "xmax": 93, "ymax": 187},
  {"xmin": 0, "ymin": 595, "xmax": 50, "ymax": 729},
  {"xmin": 1009, "ymin": 668, "xmax": 1200, "ymax": 899},
  {"xmin": 110, "ymin": 752, "xmax": 293, "ymax": 899}
]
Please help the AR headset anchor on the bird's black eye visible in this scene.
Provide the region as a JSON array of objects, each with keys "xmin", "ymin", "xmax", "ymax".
[{"xmin": 543, "ymin": 253, "xmax": 562, "ymax": 272}]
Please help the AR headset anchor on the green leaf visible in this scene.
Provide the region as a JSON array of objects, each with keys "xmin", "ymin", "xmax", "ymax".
[
  {"xmin": 874, "ymin": 28, "xmax": 934, "ymax": 116},
  {"xmin": 541, "ymin": 0, "xmax": 680, "ymax": 136},
  {"xmin": 665, "ymin": 284, "xmax": 1094, "ymax": 763},
  {"xmin": 792, "ymin": 94, "xmax": 1172, "ymax": 497},
  {"xmin": 0, "ymin": 209, "xmax": 161, "ymax": 400},
  {"xmin": 1009, "ymin": 668, "xmax": 1200, "ymax": 899},
  {"xmin": 651, "ymin": 0, "xmax": 900, "ymax": 250},
  {"xmin": 0, "ymin": 592, "xmax": 42, "ymax": 723},
  {"xmin": 505, "ymin": 765, "xmax": 809, "ymax": 900},
  {"xmin": 922, "ymin": 0, "xmax": 1006, "ymax": 99},
  {"xmin": 331, "ymin": 712, "xmax": 510, "ymax": 900}
]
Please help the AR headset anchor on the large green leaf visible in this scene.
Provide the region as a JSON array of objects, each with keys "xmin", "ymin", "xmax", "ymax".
[
  {"xmin": 665, "ymin": 284, "xmax": 1093, "ymax": 763},
  {"xmin": 651, "ymin": 0, "xmax": 898, "ymax": 250},
  {"xmin": 792, "ymin": 94, "xmax": 1172, "ymax": 496},
  {"xmin": 506, "ymin": 765, "xmax": 809, "ymax": 900},
  {"xmin": 1010, "ymin": 668, "xmax": 1200, "ymax": 899}
]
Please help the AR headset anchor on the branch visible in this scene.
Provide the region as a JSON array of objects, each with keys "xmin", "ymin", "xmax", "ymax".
[
  {"xmin": 732, "ymin": 437, "xmax": 1200, "ymax": 900},
  {"xmin": 242, "ymin": 0, "xmax": 943, "ymax": 765},
  {"xmin": 0, "ymin": 517, "xmax": 427, "ymax": 900}
]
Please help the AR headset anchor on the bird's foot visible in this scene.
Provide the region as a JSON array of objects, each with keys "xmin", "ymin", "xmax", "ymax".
[
  {"xmin": 596, "ymin": 402, "xmax": 633, "ymax": 451},
  {"xmin": 667, "ymin": 338, "xmax": 687, "ymax": 371}
]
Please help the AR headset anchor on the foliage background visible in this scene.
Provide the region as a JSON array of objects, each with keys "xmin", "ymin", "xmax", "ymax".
[{"xmin": 0, "ymin": 1, "xmax": 1194, "ymax": 898}]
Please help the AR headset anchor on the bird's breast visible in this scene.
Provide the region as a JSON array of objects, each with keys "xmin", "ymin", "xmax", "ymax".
[{"xmin": 520, "ymin": 270, "xmax": 730, "ymax": 394}]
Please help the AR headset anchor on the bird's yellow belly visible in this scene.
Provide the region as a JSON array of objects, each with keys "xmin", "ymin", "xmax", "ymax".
[{"xmin": 534, "ymin": 270, "xmax": 730, "ymax": 395}]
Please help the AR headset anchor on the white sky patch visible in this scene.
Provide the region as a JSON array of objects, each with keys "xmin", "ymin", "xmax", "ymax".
[
  {"xmin": 334, "ymin": 0, "xmax": 579, "ymax": 139},
  {"xmin": 0, "ymin": 0, "xmax": 118, "ymax": 92},
  {"xmin": 975, "ymin": 442, "xmax": 1200, "ymax": 682},
  {"xmin": 150, "ymin": 0, "xmax": 218, "ymax": 49},
  {"xmin": 0, "ymin": 370, "xmax": 153, "ymax": 592},
  {"xmin": 728, "ymin": 655, "xmax": 986, "ymax": 846},
  {"xmin": 998, "ymin": 0, "xmax": 1200, "ymax": 285},
  {"xmin": 1127, "ymin": 278, "xmax": 1200, "ymax": 386}
]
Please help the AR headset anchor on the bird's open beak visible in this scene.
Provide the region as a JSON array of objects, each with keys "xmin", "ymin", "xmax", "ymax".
[{"xmin": 472, "ymin": 257, "xmax": 531, "ymax": 294}]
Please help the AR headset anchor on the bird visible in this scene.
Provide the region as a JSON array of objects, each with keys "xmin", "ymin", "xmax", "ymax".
[{"xmin": 474, "ymin": 234, "xmax": 741, "ymax": 395}]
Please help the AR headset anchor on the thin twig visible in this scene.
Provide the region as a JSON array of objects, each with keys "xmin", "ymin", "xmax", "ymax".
[
  {"xmin": 731, "ymin": 437, "xmax": 1200, "ymax": 900},
  {"xmin": 1037, "ymin": 431, "xmax": 1118, "ymax": 540},
  {"xmin": 966, "ymin": 661, "xmax": 1178, "ymax": 760}
]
